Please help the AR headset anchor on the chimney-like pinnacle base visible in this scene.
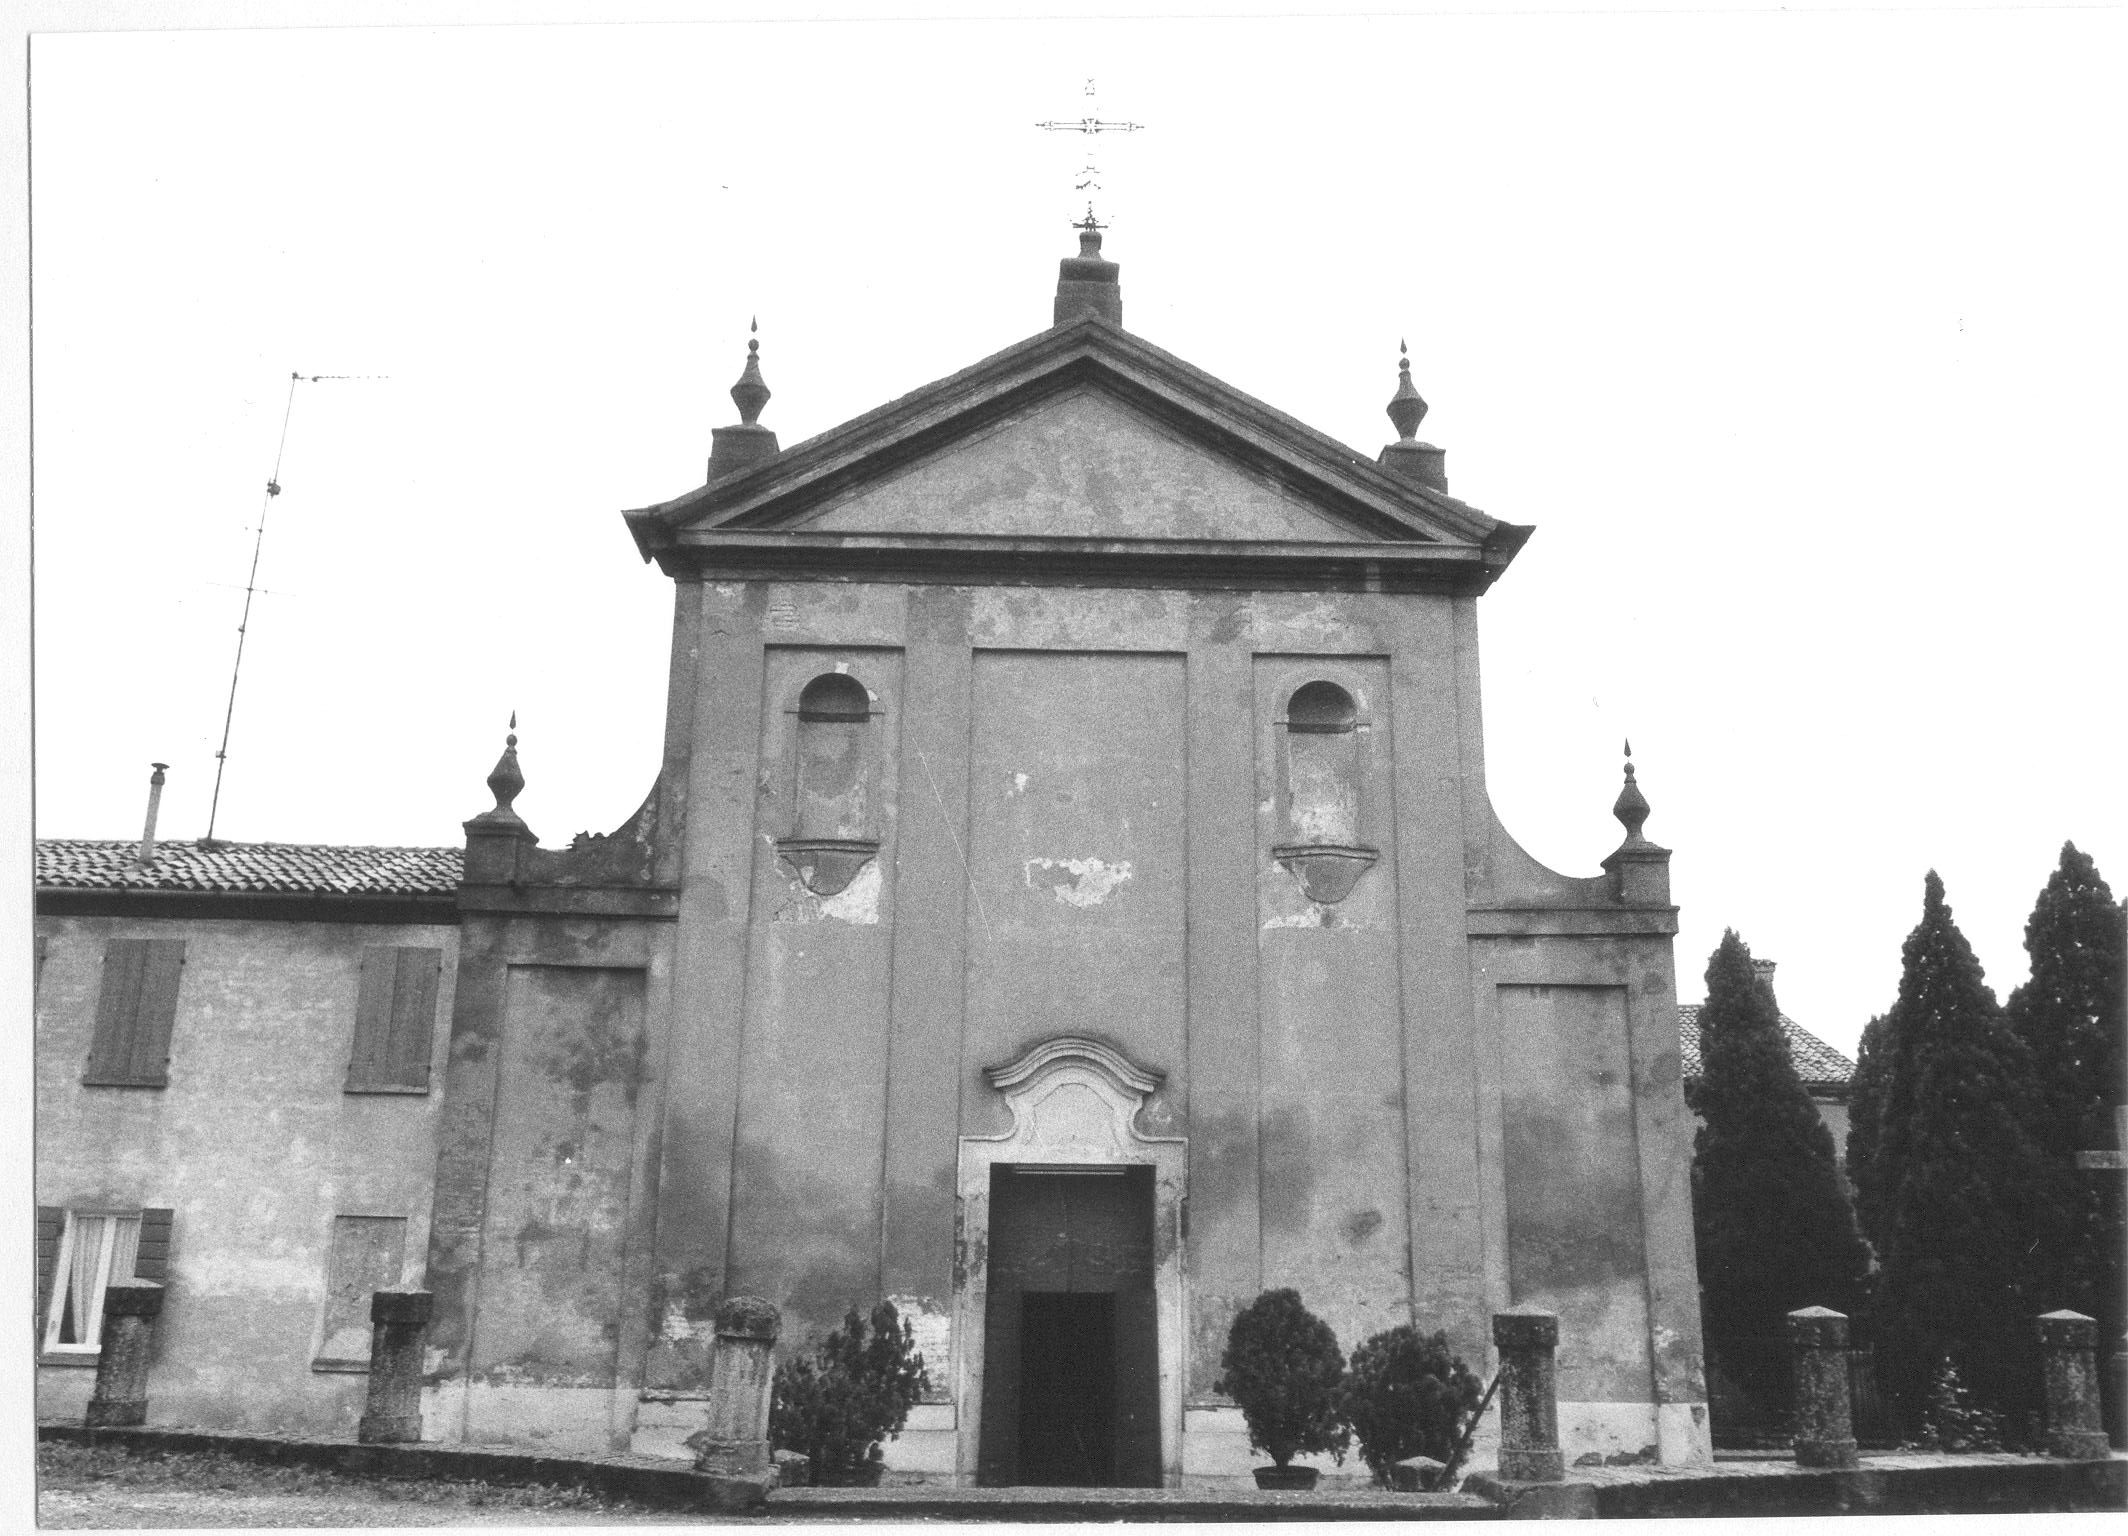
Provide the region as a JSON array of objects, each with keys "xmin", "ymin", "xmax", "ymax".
[
  {"xmin": 709, "ymin": 423, "xmax": 780, "ymax": 482},
  {"xmin": 1379, "ymin": 439, "xmax": 1448, "ymax": 492},
  {"xmin": 1055, "ymin": 228, "xmax": 1122, "ymax": 327}
]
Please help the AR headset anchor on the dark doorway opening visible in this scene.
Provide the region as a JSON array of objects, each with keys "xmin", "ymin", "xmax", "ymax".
[
  {"xmin": 977, "ymin": 1165, "xmax": 1160, "ymax": 1487},
  {"xmin": 1018, "ymin": 1292, "xmax": 1116, "ymax": 1485}
]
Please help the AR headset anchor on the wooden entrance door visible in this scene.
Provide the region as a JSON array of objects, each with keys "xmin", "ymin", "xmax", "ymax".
[{"xmin": 976, "ymin": 1165, "xmax": 1161, "ymax": 1487}]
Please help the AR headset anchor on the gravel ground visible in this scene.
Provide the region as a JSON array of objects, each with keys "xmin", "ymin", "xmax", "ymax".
[
  {"xmin": 37, "ymin": 1486, "xmax": 708, "ymax": 1528},
  {"xmin": 34, "ymin": 1441, "xmax": 712, "ymax": 1529}
]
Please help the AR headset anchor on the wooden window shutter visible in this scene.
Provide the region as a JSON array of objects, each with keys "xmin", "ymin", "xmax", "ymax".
[
  {"xmin": 132, "ymin": 1208, "xmax": 175, "ymax": 1281},
  {"xmin": 84, "ymin": 938, "xmax": 185, "ymax": 1087},
  {"xmin": 36, "ymin": 1205, "xmax": 64, "ymax": 1326},
  {"xmin": 346, "ymin": 947, "xmax": 441, "ymax": 1093}
]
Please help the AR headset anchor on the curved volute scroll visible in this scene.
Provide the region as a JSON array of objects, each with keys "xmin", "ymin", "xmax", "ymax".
[{"xmin": 976, "ymin": 1035, "xmax": 1181, "ymax": 1159}]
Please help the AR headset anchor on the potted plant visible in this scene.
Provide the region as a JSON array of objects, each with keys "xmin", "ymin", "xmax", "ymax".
[
  {"xmin": 1216, "ymin": 1288, "xmax": 1350, "ymax": 1489},
  {"xmin": 769, "ymin": 1301, "xmax": 927, "ymax": 1486},
  {"xmin": 1342, "ymin": 1325, "xmax": 1483, "ymax": 1486}
]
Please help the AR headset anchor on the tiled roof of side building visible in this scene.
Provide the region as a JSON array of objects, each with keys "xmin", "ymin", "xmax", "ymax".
[
  {"xmin": 36, "ymin": 839, "xmax": 463, "ymax": 896},
  {"xmin": 1677, "ymin": 1002, "xmax": 1856, "ymax": 1091}
]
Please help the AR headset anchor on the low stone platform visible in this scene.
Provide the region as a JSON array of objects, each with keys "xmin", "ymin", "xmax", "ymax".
[
  {"xmin": 1470, "ymin": 1448, "xmax": 2126, "ymax": 1520},
  {"xmin": 39, "ymin": 1421, "xmax": 2128, "ymax": 1521},
  {"xmin": 766, "ymin": 1484, "xmax": 1498, "ymax": 1521}
]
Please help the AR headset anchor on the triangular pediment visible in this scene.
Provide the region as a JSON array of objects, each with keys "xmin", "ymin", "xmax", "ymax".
[
  {"xmin": 790, "ymin": 386, "xmax": 1366, "ymax": 543},
  {"xmin": 625, "ymin": 319, "xmax": 1531, "ymax": 589}
]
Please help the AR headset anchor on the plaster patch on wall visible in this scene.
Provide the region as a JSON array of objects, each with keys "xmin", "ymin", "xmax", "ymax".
[
  {"xmin": 886, "ymin": 1293, "xmax": 955, "ymax": 1404},
  {"xmin": 187, "ymin": 1251, "xmax": 324, "ymax": 1298},
  {"xmin": 819, "ymin": 859, "xmax": 883, "ymax": 923},
  {"xmin": 660, "ymin": 1298, "xmax": 714, "ymax": 1347},
  {"xmin": 1341, "ymin": 1208, "xmax": 1384, "ymax": 1245},
  {"xmin": 1023, "ymin": 856, "xmax": 1133, "ymax": 908},
  {"xmin": 1262, "ymin": 906, "xmax": 1328, "ymax": 929},
  {"xmin": 772, "ymin": 856, "xmax": 883, "ymax": 925},
  {"xmin": 1283, "ymin": 601, "xmax": 1352, "ymax": 641}
]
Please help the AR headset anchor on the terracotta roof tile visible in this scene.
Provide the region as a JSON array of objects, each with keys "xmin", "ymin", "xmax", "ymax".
[
  {"xmin": 36, "ymin": 839, "xmax": 461, "ymax": 897},
  {"xmin": 1677, "ymin": 1002, "xmax": 1855, "ymax": 1089}
]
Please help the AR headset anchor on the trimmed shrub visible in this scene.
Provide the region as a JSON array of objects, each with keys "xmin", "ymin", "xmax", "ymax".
[
  {"xmin": 1341, "ymin": 1326, "xmax": 1482, "ymax": 1484},
  {"xmin": 1215, "ymin": 1288, "xmax": 1350, "ymax": 1470},
  {"xmin": 769, "ymin": 1302, "xmax": 926, "ymax": 1486}
]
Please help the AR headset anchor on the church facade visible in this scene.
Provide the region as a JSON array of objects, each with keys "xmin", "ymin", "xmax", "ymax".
[{"xmin": 34, "ymin": 231, "xmax": 1710, "ymax": 1483}]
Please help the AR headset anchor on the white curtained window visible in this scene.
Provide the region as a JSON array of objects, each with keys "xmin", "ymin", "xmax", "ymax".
[{"xmin": 44, "ymin": 1213, "xmax": 142, "ymax": 1353}]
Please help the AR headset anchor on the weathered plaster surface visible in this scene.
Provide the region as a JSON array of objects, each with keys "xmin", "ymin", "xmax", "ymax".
[
  {"xmin": 609, "ymin": 567, "xmax": 1706, "ymax": 1477},
  {"xmin": 723, "ymin": 648, "xmax": 905, "ymax": 1348},
  {"xmin": 796, "ymin": 388, "xmax": 1353, "ymax": 543},
  {"xmin": 1496, "ymin": 983, "xmax": 1655, "ymax": 1404},
  {"xmin": 1252, "ymin": 655, "xmax": 1413, "ymax": 1357},
  {"xmin": 465, "ymin": 965, "xmax": 646, "ymax": 1403},
  {"xmin": 960, "ymin": 650, "xmax": 1188, "ymax": 1128}
]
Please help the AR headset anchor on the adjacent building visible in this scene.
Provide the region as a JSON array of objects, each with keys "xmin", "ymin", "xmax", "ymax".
[{"xmin": 1678, "ymin": 959, "xmax": 1857, "ymax": 1167}]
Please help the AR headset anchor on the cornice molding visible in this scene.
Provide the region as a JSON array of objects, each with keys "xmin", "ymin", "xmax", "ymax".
[{"xmin": 625, "ymin": 320, "xmax": 1529, "ymax": 577}]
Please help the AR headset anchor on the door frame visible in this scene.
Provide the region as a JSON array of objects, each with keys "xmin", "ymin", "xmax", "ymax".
[{"xmin": 954, "ymin": 1036, "xmax": 1187, "ymax": 1488}]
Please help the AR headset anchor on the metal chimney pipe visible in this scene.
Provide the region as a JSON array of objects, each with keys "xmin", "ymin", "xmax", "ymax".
[{"xmin": 138, "ymin": 763, "xmax": 169, "ymax": 866}]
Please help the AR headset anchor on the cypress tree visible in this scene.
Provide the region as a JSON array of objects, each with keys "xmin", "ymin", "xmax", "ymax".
[
  {"xmin": 2004, "ymin": 843, "xmax": 2124, "ymax": 1331},
  {"xmin": 1868, "ymin": 871, "xmax": 2064, "ymax": 1424},
  {"xmin": 1846, "ymin": 1011, "xmax": 1895, "ymax": 1259},
  {"xmin": 1692, "ymin": 931, "xmax": 1869, "ymax": 1411}
]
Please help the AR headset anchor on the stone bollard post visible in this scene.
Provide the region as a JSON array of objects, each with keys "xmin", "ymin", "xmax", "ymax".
[
  {"xmin": 86, "ymin": 1281, "xmax": 164, "ymax": 1427},
  {"xmin": 1786, "ymin": 1307, "xmax": 1860, "ymax": 1468},
  {"xmin": 1493, "ymin": 1307, "xmax": 1564, "ymax": 1482},
  {"xmin": 358, "ymin": 1289, "xmax": 434, "ymax": 1444},
  {"xmin": 694, "ymin": 1296, "xmax": 781, "ymax": 1479},
  {"xmin": 2109, "ymin": 1344, "xmax": 2127, "ymax": 1450},
  {"xmin": 2036, "ymin": 1310, "xmax": 2111, "ymax": 1460}
]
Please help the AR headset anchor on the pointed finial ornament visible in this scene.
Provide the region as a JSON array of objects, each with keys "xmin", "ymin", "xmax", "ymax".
[
  {"xmin": 1612, "ymin": 738, "xmax": 1651, "ymax": 843},
  {"xmin": 1387, "ymin": 338, "xmax": 1430, "ymax": 442},
  {"xmin": 730, "ymin": 319, "xmax": 770, "ymax": 427},
  {"xmin": 486, "ymin": 713, "xmax": 526, "ymax": 819}
]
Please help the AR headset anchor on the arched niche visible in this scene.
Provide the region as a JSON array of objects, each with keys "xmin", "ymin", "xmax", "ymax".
[
  {"xmin": 1271, "ymin": 679, "xmax": 1378, "ymax": 904},
  {"xmin": 953, "ymin": 1036, "xmax": 1187, "ymax": 1488},
  {"xmin": 777, "ymin": 671, "xmax": 881, "ymax": 896}
]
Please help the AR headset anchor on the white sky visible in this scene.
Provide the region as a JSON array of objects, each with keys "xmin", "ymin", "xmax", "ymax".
[{"xmin": 9, "ymin": 3, "xmax": 2126, "ymax": 1063}]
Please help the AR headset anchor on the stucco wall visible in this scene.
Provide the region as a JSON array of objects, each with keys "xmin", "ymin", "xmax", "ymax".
[
  {"xmin": 33, "ymin": 913, "xmax": 456, "ymax": 1433},
  {"xmin": 625, "ymin": 557, "xmax": 1703, "ymax": 1475},
  {"xmin": 425, "ymin": 914, "xmax": 670, "ymax": 1455}
]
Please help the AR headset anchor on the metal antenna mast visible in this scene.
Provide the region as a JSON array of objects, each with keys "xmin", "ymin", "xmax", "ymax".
[{"xmin": 202, "ymin": 371, "xmax": 384, "ymax": 845}]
